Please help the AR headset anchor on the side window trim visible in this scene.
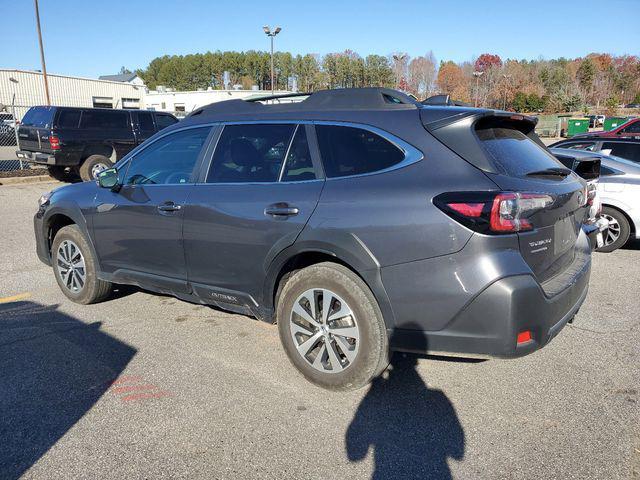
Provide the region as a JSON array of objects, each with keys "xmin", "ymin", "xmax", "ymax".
[
  {"xmin": 312, "ymin": 120, "xmax": 424, "ymax": 180},
  {"xmin": 277, "ymin": 124, "xmax": 299, "ymax": 182},
  {"xmin": 119, "ymin": 124, "xmax": 217, "ymax": 187}
]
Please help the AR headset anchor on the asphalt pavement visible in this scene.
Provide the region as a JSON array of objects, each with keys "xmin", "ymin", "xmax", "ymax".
[{"xmin": 0, "ymin": 182, "xmax": 638, "ymax": 479}]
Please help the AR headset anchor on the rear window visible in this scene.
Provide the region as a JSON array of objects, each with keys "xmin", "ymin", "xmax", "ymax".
[
  {"xmin": 80, "ymin": 110, "xmax": 128, "ymax": 129},
  {"xmin": 21, "ymin": 107, "xmax": 55, "ymax": 128},
  {"xmin": 476, "ymin": 127, "xmax": 563, "ymax": 177},
  {"xmin": 602, "ymin": 142, "xmax": 640, "ymax": 162}
]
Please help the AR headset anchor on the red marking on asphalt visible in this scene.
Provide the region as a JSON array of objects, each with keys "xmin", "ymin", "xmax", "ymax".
[
  {"xmin": 111, "ymin": 384, "xmax": 157, "ymax": 394},
  {"xmin": 121, "ymin": 391, "xmax": 171, "ymax": 402},
  {"xmin": 111, "ymin": 375, "xmax": 143, "ymax": 385}
]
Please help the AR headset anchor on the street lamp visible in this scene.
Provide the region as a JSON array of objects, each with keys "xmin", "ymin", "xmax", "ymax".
[
  {"xmin": 502, "ymin": 74, "xmax": 512, "ymax": 110},
  {"xmin": 472, "ymin": 71, "xmax": 484, "ymax": 108},
  {"xmin": 263, "ymin": 25, "xmax": 282, "ymax": 95},
  {"xmin": 392, "ymin": 53, "xmax": 407, "ymax": 89}
]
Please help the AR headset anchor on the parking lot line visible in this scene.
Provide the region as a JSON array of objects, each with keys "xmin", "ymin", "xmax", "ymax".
[{"xmin": 0, "ymin": 292, "xmax": 31, "ymax": 304}]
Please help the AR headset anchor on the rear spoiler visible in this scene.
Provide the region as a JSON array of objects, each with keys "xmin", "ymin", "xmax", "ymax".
[
  {"xmin": 421, "ymin": 109, "xmax": 540, "ymax": 174},
  {"xmin": 553, "ymin": 153, "xmax": 601, "ymax": 181}
]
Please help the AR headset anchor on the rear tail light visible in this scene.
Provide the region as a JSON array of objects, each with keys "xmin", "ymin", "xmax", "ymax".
[
  {"xmin": 434, "ymin": 191, "xmax": 554, "ymax": 234},
  {"xmin": 49, "ymin": 134, "xmax": 60, "ymax": 150}
]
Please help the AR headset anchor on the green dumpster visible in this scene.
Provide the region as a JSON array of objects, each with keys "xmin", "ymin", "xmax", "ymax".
[
  {"xmin": 603, "ymin": 117, "xmax": 627, "ymax": 131},
  {"xmin": 566, "ymin": 118, "xmax": 590, "ymax": 137}
]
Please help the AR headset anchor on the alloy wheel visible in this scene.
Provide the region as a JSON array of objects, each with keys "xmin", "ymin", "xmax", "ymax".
[
  {"xmin": 602, "ymin": 213, "xmax": 620, "ymax": 246},
  {"xmin": 289, "ymin": 288, "xmax": 359, "ymax": 373},
  {"xmin": 57, "ymin": 240, "xmax": 86, "ymax": 293},
  {"xmin": 91, "ymin": 163, "xmax": 109, "ymax": 179}
]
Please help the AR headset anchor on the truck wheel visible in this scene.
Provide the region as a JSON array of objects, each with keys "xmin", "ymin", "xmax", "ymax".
[
  {"xmin": 277, "ymin": 262, "xmax": 389, "ymax": 391},
  {"xmin": 47, "ymin": 165, "xmax": 71, "ymax": 182},
  {"xmin": 79, "ymin": 155, "xmax": 112, "ymax": 181},
  {"xmin": 51, "ymin": 225, "xmax": 113, "ymax": 304},
  {"xmin": 598, "ymin": 207, "xmax": 631, "ymax": 253}
]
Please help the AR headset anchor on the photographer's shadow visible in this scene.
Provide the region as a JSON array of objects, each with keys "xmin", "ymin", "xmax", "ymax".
[
  {"xmin": 0, "ymin": 301, "xmax": 136, "ymax": 479},
  {"xmin": 346, "ymin": 326, "xmax": 465, "ymax": 480}
]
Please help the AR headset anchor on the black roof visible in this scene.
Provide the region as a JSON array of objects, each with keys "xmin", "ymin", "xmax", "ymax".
[{"xmin": 181, "ymin": 88, "xmax": 503, "ymax": 128}]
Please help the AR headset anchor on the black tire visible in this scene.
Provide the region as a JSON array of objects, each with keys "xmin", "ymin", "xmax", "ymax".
[
  {"xmin": 79, "ymin": 154, "xmax": 112, "ymax": 182},
  {"xmin": 47, "ymin": 165, "xmax": 71, "ymax": 182},
  {"xmin": 277, "ymin": 262, "xmax": 389, "ymax": 391},
  {"xmin": 51, "ymin": 225, "xmax": 113, "ymax": 304},
  {"xmin": 598, "ymin": 206, "xmax": 631, "ymax": 253}
]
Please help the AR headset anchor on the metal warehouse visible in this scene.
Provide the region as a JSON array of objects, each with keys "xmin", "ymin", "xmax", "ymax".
[{"xmin": 0, "ymin": 69, "xmax": 144, "ymax": 119}]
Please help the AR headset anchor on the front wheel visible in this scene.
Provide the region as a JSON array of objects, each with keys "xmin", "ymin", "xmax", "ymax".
[
  {"xmin": 598, "ymin": 207, "xmax": 630, "ymax": 253},
  {"xmin": 51, "ymin": 225, "xmax": 113, "ymax": 304},
  {"xmin": 277, "ymin": 262, "xmax": 389, "ymax": 391}
]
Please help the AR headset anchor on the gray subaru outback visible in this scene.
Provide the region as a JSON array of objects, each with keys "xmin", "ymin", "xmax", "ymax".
[{"xmin": 34, "ymin": 88, "xmax": 592, "ymax": 390}]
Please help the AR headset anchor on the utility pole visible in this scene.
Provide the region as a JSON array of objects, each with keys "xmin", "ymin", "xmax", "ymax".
[
  {"xmin": 263, "ymin": 26, "xmax": 281, "ymax": 95},
  {"xmin": 34, "ymin": 0, "xmax": 51, "ymax": 105},
  {"xmin": 473, "ymin": 71, "xmax": 484, "ymax": 108}
]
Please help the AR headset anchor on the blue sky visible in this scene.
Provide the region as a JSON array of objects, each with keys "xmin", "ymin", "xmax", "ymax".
[{"xmin": 1, "ymin": 0, "xmax": 638, "ymax": 78}]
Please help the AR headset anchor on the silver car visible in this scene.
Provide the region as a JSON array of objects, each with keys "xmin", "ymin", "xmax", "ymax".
[{"xmin": 552, "ymin": 147, "xmax": 640, "ymax": 252}]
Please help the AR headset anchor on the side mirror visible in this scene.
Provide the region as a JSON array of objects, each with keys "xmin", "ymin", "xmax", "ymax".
[{"xmin": 97, "ymin": 168, "xmax": 119, "ymax": 189}]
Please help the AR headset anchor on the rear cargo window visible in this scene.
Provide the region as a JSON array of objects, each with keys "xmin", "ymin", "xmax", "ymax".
[
  {"xmin": 316, "ymin": 125, "xmax": 404, "ymax": 178},
  {"xmin": 21, "ymin": 107, "xmax": 54, "ymax": 128},
  {"xmin": 56, "ymin": 110, "xmax": 81, "ymax": 128},
  {"xmin": 80, "ymin": 110, "xmax": 128, "ymax": 129},
  {"xmin": 476, "ymin": 127, "xmax": 563, "ymax": 177}
]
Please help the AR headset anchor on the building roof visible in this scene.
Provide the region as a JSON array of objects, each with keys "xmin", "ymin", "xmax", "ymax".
[{"xmin": 98, "ymin": 73, "xmax": 140, "ymax": 82}]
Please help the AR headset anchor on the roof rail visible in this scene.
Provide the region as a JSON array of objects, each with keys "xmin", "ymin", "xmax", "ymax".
[{"xmin": 187, "ymin": 87, "xmax": 419, "ymax": 118}]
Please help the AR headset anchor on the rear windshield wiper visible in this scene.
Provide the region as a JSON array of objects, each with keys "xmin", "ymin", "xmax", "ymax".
[{"xmin": 526, "ymin": 167, "xmax": 573, "ymax": 178}]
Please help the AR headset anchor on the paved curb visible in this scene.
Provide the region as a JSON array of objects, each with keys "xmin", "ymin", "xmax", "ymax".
[{"xmin": 0, "ymin": 175, "xmax": 55, "ymax": 186}]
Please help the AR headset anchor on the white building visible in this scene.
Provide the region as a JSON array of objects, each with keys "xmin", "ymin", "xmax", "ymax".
[
  {"xmin": 0, "ymin": 69, "xmax": 145, "ymax": 119},
  {"xmin": 142, "ymin": 87, "xmax": 291, "ymax": 115},
  {"xmin": 0, "ymin": 69, "xmax": 290, "ymax": 120}
]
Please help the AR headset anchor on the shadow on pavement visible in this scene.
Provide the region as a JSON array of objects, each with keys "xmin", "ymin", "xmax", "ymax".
[
  {"xmin": 346, "ymin": 325, "xmax": 465, "ymax": 480},
  {"xmin": 0, "ymin": 301, "xmax": 136, "ymax": 479}
]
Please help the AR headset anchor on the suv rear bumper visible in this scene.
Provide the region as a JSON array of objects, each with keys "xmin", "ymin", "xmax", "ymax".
[
  {"xmin": 385, "ymin": 232, "xmax": 591, "ymax": 358},
  {"xmin": 16, "ymin": 150, "xmax": 56, "ymax": 165}
]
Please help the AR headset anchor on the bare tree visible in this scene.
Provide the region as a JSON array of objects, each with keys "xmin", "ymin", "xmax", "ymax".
[{"xmin": 408, "ymin": 51, "xmax": 437, "ymax": 99}]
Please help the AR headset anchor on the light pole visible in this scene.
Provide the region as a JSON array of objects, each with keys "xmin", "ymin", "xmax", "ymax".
[
  {"xmin": 502, "ymin": 74, "xmax": 512, "ymax": 110},
  {"xmin": 263, "ymin": 26, "xmax": 281, "ymax": 95},
  {"xmin": 34, "ymin": 0, "xmax": 51, "ymax": 105},
  {"xmin": 473, "ymin": 71, "xmax": 484, "ymax": 108},
  {"xmin": 392, "ymin": 53, "xmax": 407, "ymax": 89}
]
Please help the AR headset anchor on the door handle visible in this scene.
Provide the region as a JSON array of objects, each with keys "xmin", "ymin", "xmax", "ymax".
[
  {"xmin": 157, "ymin": 201, "xmax": 182, "ymax": 212},
  {"xmin": 264, "ymin": 203, "xmax": 299, "ymax": 217}
]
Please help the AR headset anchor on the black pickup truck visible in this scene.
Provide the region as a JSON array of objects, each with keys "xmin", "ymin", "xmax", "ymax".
[{"xmin": 16, "ymin": 106, "xmax": 178, "ymax": 181}]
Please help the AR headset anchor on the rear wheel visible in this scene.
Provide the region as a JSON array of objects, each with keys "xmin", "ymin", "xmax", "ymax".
[
  {"xmin": 51, "ymin": 225, "xmax": 113, "ymax": 304},
  {"xmin": 598, "ymin": 207, "xmax": 630, "ymax": 253},
  {"xmin": 79, "ymin": 155, "xmax": 112, "ymax": 181},
  {"xmin": 277, "ymin": 262, "xmax": 388, "ymax": 391}
]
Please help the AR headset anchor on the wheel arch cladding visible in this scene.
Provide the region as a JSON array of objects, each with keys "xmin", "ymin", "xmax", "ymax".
[
  {"xmin": 44, "ymin": 206, "xmax": 101, "ymax": 271},
  {"xmin": 263, "ymin": 239, "xmax": 397, "ymax": 329}
]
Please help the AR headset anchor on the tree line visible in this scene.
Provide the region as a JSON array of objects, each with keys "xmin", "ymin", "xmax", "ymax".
[{"xmin": 135, "ymin": 50, "xmax": 640, "ymax": 113}]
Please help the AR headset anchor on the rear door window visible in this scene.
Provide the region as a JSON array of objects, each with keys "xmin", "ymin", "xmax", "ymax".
[
  {"xmin": 136, "ymin": 112, "xmax": 155, "ymax": 134},
  {"xmin": 56, "ymin": 109, "xmax": 81, "ymax": 128},
  {"xmin": 476, "ymin": 127, "xmax": 563, "ymax": 177},
  {"xmin": 601, "ymin": 142, "xmax": 640, "ymax": 162},
  {"xmin": 21, "ymin": 107, "xmax": 55, "ymax": 128},
  {"xmin": 315, "ymin": 125, "xmax": 405, "ymax": 178},
  {"xmin": 207, "ymin": 124, "xmax": 296, "ymax": 183},
  {"xmin": 80, "ymin": 110, "xmax": 128, "ymax": 129}
]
